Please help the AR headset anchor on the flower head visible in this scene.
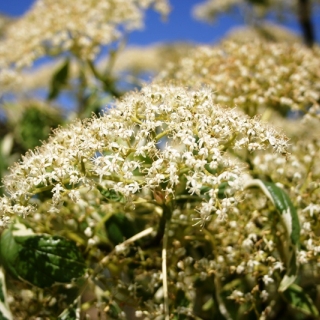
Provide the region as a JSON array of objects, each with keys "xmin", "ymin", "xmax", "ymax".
[
  {"xmin": 0, "ymin": 0, "xmax": 170, "ymax": 91},
  {"xmin": 0, "ymin": 84, "xmax": 287, "ymax": 227},
  {"xmin": 157, "ymin": 40, "xmax": 320, "ymax": 118}
]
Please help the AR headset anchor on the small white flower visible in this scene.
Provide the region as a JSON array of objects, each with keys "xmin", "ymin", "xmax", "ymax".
[
  {"xmin": 228, "ymin": 290, "xmax": 244, "ymax": 300},
  {"xmin": 262, "ymin": 275, "xmax": 274, "ymax": 285},
  {"xmin": 260, "ymin": 290, "xmax": 269, "ymax": 301},
  {"xmin": 84, "ymin": 227, "xmax": 93, "ymax": 238}
]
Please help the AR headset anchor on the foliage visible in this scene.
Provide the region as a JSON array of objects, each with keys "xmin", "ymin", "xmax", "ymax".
[{"xmin": 0, "ymin": 1, "xmax": 320, "ymax": 319}]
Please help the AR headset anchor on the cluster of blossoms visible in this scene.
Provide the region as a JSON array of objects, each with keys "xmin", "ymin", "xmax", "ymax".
[
  {"xmin": 157, "ymin": 196, "xmax": 290, "ymax": 318},
  {"xmin": 225, "ymin": 23, "xmax": 301, "ymax": 44},
  {"xmin": 252, "ymin": 116, "xmax": 320, "ymax": 262},
  {"xmin": 1, "ymin": 1, "xmax": 320, "ymax": 317},
  {"xmin": 156, "ymin": 121, "xmax": 320, "ymax": 317},
  {"xmin": 192, "ymin": 0, "xmax": 296, "ymax": 23},
  {"xmin": 0, "ymin": 0, "xmax": 169, "ymax": 91},
  {"xmin": 105, "ymin": 43, "xmax": 192, "ymax": 77},
  {"xmin": 193, "ymin": 0, "xmax": 249, "ymax": 22},
  {"xmin": 16, "ymin": 43, "xmax": 193, "ymax": 94},
  {"xmin": 0, "ymin": 84, "xmax": 287, "ymax": 227},
  {"xmin": 157, "ymin": 40, "xmax": 320, "ymax": 118}
]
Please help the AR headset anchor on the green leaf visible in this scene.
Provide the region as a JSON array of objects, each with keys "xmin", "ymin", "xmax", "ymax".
[
  {"xmin": 48, "ymin": 58, "xmax": 70, "ymax": 100},
  {"xmin": 97, "ymin": 186, "xmax": 125, "ymax": 203},
  {"xmin": 263, "ymin": 181, "xmax": 300, "ymax": 245},
  {"xmin": 18, "ymin": 105, "xmax": 63, "ymax": 150},
  {"xmin": 202, "ymin": 297, "xmax": 214, "ymax": 311},
  {"xmin": 0, "ymin": 229, "xmax": 86, "ymax": 288},
  {"xmin": 278, "ymin": 269, "xmax": 297, "ymax": 293},
  {"xmin": 175, "ymin": 289, "xmax": 190, "ymax": 308},
  {"xmin": 200, "ymin": 186, "xmax": 211, "ymax": 200},
  {"xmin": 105, "ymin": 213, "xmax": 137, "ymax": 246},
  {"xmin": 221, "ymin": 278, "xmax": 242, "ymax": 292},
  {"xmin": 262, "ymin": 181, "xmax": 300, "ymax": 292},
  {"xmin": 217, "ymin": 181, "xmax": 229, "ymax": 199},
  {"xmin": 282, "ymin": 284, "xmax": 319, "ymax": 317},
  {"xmin": 0, "ymin": 268, "xmax": 12, "ymax": 320},
  {"xmin": 200, "ymin": 182, "xmax": 229, "ymax": 201},
  {"xmin": 106, "ymin": 302, "xmax": 123, "ymax": 319},
  {"xmin": 204, "ymin": 163, "xmax": 217, "ymax": 175},
  {"xmin": 244, "ymin": 179, "xmax": 300, "ymax": 292}
]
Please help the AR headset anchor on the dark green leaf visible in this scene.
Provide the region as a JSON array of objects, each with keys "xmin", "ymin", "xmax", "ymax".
[
  {"xmin": 0, "ymin": 229, "xmax": 86, "ymax": 288},
  {"xmin": 18, "ymin": 105, "xmax": 63, "ymax": 150},
  {"xmin": 204, "ymin": 163, "xmax": 217, "ymax": 175},
  {"xmin": 0, "ymin": 280, "xmax": 4, "ymax": 304},
  {"xmin": 97, "ymin": 186, "xmax": 125, "ymax": 203},
  {"xmin": 217, "ymin": 181, "xmax": 229, "ymax": 199},
  {"xmin": 200, "ymin": 186, "xmax": 211, "ymax": 200},
  {"xmin": 105, "ymin": 213, "xmax": 137, "ymax": 246},
  {"xmin": 48, "ymin": 59, "xmax": 70, "ymax": 100},
  {"xmin": 175, "ymin": 289, "xmax": 190, "ymax": 308},
  {"xmin": 106, "ymin": 302, "xmax": 123, "ymax": 319},
  {"xmin": 282, "ymin": 284, "xmax": 319, "ymax": 316}
]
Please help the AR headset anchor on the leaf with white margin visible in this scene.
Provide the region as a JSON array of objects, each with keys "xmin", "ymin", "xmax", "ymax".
[
  {"xmin": 0, "ymin": 267, "xmax": 13, "ymax": 320},
  {"xmin": 282, "ymin": 284, "xmax": 319, "ymax": 316},
  {"xmin": 244, "ymin": 179, "xmax": 300, "ymax": 292}
]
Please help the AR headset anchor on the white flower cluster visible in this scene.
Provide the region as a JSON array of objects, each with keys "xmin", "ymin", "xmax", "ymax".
[
  {"xmin": 192, "ymin": 0, "xmax": 295, "ymax": 23},
  {"xmin": 157, "ymin": 40, "xmax": 320, "ymax": 117},
  {"xmin": 193, "ymin": 0, "xmax": 244, "ymax": 22},
  {"xmin": 0, "ymin": 84, "xmax": 287, "ymax": 227},
  {"xmin": 225, "ymin": 23, "xmax": 301, "ymax": 44},
  {"xmin": 252, "ymin": 122, "xmax": 320, "ymax": 261},
  {"xmin": 0, "ymin": 0, "xmax": 170, "ymax": 91}
]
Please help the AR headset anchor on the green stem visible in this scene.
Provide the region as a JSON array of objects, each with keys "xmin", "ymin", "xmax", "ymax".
[
  {"xmin": 162, "ymin": 217, "xmax": 170, "ymax": 320},
  {"xmin": 214, "ymin": 275, "xmax": 232, "ymax": 320},
  {"xmin": 86, "ymin": 60, "xmax": 121, "ymax": 98},
  {"xmin": 131, "ymin": 116, "xmax": 142, "ymax": 124},
  {"xmin": 155, "ymin": 130, "xmax": 171, "ymax": 142}
]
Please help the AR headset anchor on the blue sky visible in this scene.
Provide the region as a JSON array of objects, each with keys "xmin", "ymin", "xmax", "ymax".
[{"xmin": 0, "ymin": 0, "xmax": 319, "ymax": 45}]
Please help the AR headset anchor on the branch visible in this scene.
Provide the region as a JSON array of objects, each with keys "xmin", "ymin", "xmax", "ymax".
[
  {"xmin": 86, "ymin": 59, "xmax": 122, "ymax": 98},
  {"xmin": 297, "ymin": 0, "xmax": 315, "ymax": 47},
  {"xmin": 114, "ymin": 227, "xmax": 154, "ymax": 253}
]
